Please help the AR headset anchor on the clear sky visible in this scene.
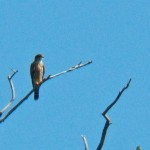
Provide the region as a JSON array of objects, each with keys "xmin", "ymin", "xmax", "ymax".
[{"xmin": 0, "ymin": 1, "xmax": 149, "ymax": 150}]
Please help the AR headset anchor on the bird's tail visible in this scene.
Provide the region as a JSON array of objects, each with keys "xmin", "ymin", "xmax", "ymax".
[{"xmin": 34, "ymin": 86, "xmax": 40, "ymax": 100}]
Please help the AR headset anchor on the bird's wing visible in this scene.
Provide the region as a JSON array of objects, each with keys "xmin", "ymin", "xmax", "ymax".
[
  {"xmin": 42, "ymin": 64, "xmax": 45, "ymax": 79},
  {"xmin": 30, "ymin": 62, "xmax": 35, "ymax": 86}
]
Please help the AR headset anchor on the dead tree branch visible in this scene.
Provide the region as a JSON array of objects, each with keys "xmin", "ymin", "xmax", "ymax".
[
  {"xmin": 81, "ymin": 135, "xmax": 89, "ymax": 150},
  {"xmin": 96, "ymin": 78, "xmax": 132, "ymax": 150},
  {"xmin": 43, "ymin": 60, "xmax": 92, "ymax": 83},
  {"xmin": 0, "ymin": 61, "xmax": 92, "ymax": 123},
  {"xmin": 0, "ymin": 69, "xmax": 18, "ymax": 117}
]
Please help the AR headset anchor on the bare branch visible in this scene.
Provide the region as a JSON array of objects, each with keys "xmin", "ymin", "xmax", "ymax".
[
  {"xmin": 103, "ymin": 78, "xmax": 131, "ymax": 115},
  {"xmin": 96, "ymin": 78, "xmax": 132, "ymax": 150},
  {"xmin": 43, "ymin": 60, "xmax": 92, "ymax": 83},
  {"xmin": 81, "ymin": 135, "xmax": 89, "ymax": 150},
  {"xmin": 0, "ymin": 70, "xmax": 18, "ymax": 117},
  {"xmin": 0, "ymin": 89, "xmax": 34, "ymax": 123},
  {"xmin": 0, "ymin": 61, "xmax": 92, "ymax": 123}
]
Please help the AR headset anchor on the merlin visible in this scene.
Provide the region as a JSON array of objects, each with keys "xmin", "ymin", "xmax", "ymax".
[{"xmin": 30, "ymin": 54, "xmax": 45, "ymax": 100}]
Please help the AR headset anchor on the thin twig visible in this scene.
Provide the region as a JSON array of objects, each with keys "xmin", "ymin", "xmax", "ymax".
[
  {"xmin": 96, "ymin": 78, "xmax": 132, "ymax": 150},
  {"xmin": 43, "ymin": 60, "xmax": 92, "ymax": 83},
  {"xmin": 103, "ymin": 78, "xmax": 132, "ymax": 115},
  {"xmin": 81, "ymin": 135, "xmax": 89, "ymax": 150},
  {"xmin": 0, "ymin": 70, "xmax": 18, "ymax": 117},
  {"xmin": 0, "ymin": 61, "xmax": 92, "ymax": 123}
]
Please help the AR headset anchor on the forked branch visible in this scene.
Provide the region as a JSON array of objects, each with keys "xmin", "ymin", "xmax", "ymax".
[
  {"xmin": 0, "ymin": 61, "xmax": 92, "ymax": 123},
  {"xmin": 0, "ymin": 69, "xmax": 18, "ymax": 117},
  {"xmin": 96, "ymin": 78, "xmax": 131, "ymax": 150}
]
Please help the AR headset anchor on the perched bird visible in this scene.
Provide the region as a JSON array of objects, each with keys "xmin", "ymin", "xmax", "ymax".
[{"xmin": 30, "ymin": 54, "xmax": 45, "ymax": 100}]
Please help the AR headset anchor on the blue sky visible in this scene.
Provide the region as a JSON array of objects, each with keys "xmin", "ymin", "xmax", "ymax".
[{"xmin": 0, "ymin": 1, "xmax": 149, "ymax": 150}]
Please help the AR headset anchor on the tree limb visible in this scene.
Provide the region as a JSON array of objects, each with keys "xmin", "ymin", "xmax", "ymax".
[
  {"xmin": 0, "ymin": 61, "xmax": 92, "ymax": 123},
  {"xmin": 96, "ymin": 78, "xmax": 132, "ymax": 150},
  {"xmin": 0, "ymin": 69, "xmax": 18, "ymax": 117},
  {"xmin": 43, "ymin": 60, "xmax": 92, "ymax": 83},
  {"xmin": 81, "ymin": 135, "xmax": 89, "ymax": 150}
]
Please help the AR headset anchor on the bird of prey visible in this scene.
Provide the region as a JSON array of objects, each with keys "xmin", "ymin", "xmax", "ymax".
[{"xmin": 30, "ymin": 54, "xmax": 45, "ymax": 100}]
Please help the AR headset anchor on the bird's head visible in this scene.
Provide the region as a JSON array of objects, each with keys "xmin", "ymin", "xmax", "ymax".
[{"xmin": 35, "ymin": 54, "xmax": 44, "ymax": 61}]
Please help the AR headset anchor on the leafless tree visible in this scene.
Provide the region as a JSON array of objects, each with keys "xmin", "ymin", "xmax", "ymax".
[
  {"xmin": 81, "ymin": 79, "xmax": 132, "ymax": 150},
  {"xmin": 1, "ymin": 63, "xmax": 139, "ymax": 150}
]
